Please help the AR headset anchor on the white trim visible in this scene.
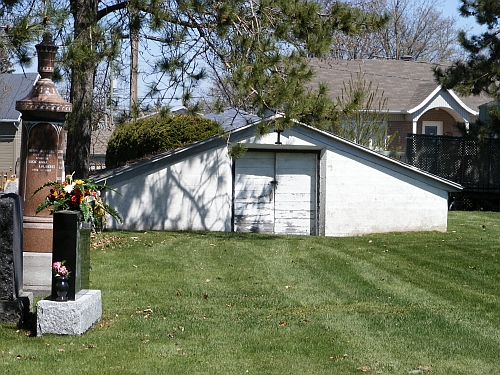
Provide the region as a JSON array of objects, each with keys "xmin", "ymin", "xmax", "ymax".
[
  {"xmin": 408, "ymin": 86, "xmax": 479, "ymax": 116},
  {"xmin": 408, "ymin": 86, "xmax": 442, "ymax": 114},
  {"xmin": 448, "ymin": 90, "xmax": 479, "ymax": 115}
]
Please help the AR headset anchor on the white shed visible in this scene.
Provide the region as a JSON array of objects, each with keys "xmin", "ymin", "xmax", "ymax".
[{"xmin": 95, "ymin": 120, "xmax": 461, "ymax": 236}]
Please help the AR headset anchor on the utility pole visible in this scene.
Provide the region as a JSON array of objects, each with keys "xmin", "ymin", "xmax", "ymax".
[{"xmin": 129, "ymin": 8, "xmax": 139, "ymax": 114}]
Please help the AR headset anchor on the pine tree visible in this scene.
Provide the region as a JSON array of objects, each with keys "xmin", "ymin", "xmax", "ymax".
[
  {"xmin": 434, "ymin": 0, "xmax": 500, "ymax": 134},
  {"xmin": 332, "ymin": 72, "xmax": 392, "ymax": 150},
  {"xmin": 3, "ymin": 0, "xmax": 387, "ymax": 177},
  {"xmin": 0, "ymin": 11, "xmax": 14, "ymax": 74},
  {"xmin": 293, "ymin": 72, "xmax": 393, "ymax": 150}
]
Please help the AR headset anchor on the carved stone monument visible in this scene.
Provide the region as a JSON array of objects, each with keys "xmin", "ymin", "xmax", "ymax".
[
  {"xmin": 14, "ymin": 34, "xmax": 101, "ymax": 336},
  {"xmin": 16, "ymin": 32, "xmax": 72, "ymax": 255}
]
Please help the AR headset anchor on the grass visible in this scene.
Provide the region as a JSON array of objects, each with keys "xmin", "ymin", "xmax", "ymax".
[{"xmin": 2, "ymin": 211, "xmax": 500, "ymax": 374}]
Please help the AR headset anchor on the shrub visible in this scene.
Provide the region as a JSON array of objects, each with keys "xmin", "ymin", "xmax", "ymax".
[{"xmin": 105, "ymin": 115, "xmax": 224, "ymax": 168}]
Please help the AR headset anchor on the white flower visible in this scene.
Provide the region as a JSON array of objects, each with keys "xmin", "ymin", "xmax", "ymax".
[
  {"xmin": 85, "ymin": 195, "xmax": 96, "ymax": 203},
  {"xmin": 63, "ymin": 183, "xmax": 75, "ymax": 194}
]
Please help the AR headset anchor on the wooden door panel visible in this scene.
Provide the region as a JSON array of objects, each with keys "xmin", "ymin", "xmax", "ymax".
[
  {"xmin": 274, "ymin": 153, "xmax": 316, "ymax": 235},
  {"xmin": 234, "ymin": 151, "xmax": 317, "ymax": 235},
  {"xmin": 234, "ymin": 152, "xmax": 275, "ymax": 233}
]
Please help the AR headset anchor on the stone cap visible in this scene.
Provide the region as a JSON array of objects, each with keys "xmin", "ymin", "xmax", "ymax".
[
  {"xmin": 16, "ymin": 78, "xmax": 72, "ymax": 117},
  {"xmin": 15, "ymin": 33, "xmax": 72, "ymax": 121}
]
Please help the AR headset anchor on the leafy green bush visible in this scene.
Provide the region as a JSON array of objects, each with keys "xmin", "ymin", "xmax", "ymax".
[{"xmin": 105, "ymin": 115, "xmax": 224, "ymax": 168}]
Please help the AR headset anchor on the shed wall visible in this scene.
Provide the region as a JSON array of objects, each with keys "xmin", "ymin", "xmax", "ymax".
[
  {"xmin": 105, "ymin": 146, "xmax": 233, "ymax": 231},
  {"xmin": 101, "ymin": 125, "xmax": 453, "ymax": 236},
  {"xmin": 324, "ymin": 148, "xmax": 449, "ymax": 236},
  {"xmin": 255, "ymin": 127, "xmax": 451, "ymax": 236}
]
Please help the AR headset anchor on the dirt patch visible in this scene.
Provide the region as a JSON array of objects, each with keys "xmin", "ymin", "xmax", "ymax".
[{"xmin": 91, "ymin": 233, "xmax": 123, "ymax": 249}]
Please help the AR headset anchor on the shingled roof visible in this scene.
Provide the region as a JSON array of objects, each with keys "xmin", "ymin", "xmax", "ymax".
[
  {"xmin": 204, "ymin": 107, "xmax": 261, "ymax": 131},
  {"xmin": 308, "ymin": 59, "xmax": 489, "ymax": 113},
  {"xmin": 0, "ymin": 73, "xmax": 39, "ymax": 124}
]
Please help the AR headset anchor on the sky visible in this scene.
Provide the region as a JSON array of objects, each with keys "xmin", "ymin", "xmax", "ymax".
[
  {"xmin": 440, "ymin": 0, "xmax": 485, "ymax": 33},
  {"xmin": 132, "ymin": 0, "xmax": 489, "ymax": 109},
  {"xmin": 13, "ymin": 0, "xmax": 487, "ymax": 108}
]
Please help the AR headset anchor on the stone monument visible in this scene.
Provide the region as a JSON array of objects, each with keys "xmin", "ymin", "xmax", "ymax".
[
  {"xmin": 14, "ymin": 34, "xmax": 101, "ymax": 336},
  {"xmin": 16, "ymin": 32, "xmax": 72, "ymax": 293},
  {"xmin": 51, "ymin": 211, "xmax": 91, "ymax": 300},
  {"xmin": 0, "ymin": 193, "xmax": 33, "ymax": 325},
  {"xmin": 16, "ymin": 32, "xmax": 72, "ymax": 255},
  {"xmin": 37, "ymin": 212, "xmax": 101, "ymax": 336}
]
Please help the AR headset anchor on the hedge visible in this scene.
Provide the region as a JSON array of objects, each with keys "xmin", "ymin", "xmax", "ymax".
[{"xmin": 105, "ymin": 115, "xmax": 224, "ymax": 168}]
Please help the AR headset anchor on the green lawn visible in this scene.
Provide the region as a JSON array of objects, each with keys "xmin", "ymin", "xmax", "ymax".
[{"xmin": 2, "ymin": 211, "xmax": 500, "ymax": 374}]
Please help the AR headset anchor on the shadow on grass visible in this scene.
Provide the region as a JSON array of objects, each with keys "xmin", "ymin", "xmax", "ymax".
[{"xmin": 18, "ymin": 311, "xmax": 37, "ymax": 337}]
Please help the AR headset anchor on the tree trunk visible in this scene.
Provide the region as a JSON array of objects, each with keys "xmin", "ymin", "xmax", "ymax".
[{"xmin": 67, "ymin": 0, "xmax": 98, "ymax": 178}]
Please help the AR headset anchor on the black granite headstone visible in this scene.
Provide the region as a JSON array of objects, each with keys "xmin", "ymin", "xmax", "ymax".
[
  {"xmin": 51, "ymin": 211, "xmax": 91, "ymax": 300},
  {"xmin": 0, "ymin": 193, "xmax": 23, "ymax": 300},
  {"xmin": 0, "ymin": 193, "xmax": 31, "ymax": 324}
]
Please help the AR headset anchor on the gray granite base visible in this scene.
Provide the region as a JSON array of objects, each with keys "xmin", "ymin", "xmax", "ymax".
[
  {"xmin": 0, "ymin": 292, "xmax": 33, "ymax": 325},
  {"xmin": 23, "ymin": 252, "xmax": 52, "ymax": 296},
  {"xmin": 37, "ymin": 289, "xmax": 102, "ymax": 336}
]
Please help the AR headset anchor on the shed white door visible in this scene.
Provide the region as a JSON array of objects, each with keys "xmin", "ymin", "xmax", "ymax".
[{"xmin": 234, "ymin": 151, "xmax": 317, "ymax": 235}]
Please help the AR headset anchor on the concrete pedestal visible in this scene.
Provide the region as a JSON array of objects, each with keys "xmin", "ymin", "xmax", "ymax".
[
  {"xmin": 36, "ymin": 289, "xmax": 101, "ymax": 336},
  {"xmin": 23, "ymin": 252, "xmax": 52, "ymax": 295}
]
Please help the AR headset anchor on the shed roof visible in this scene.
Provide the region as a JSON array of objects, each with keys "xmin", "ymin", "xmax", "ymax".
[
  {"xmin": 0, "ymin": 73, "xmax": 39, "ymax": 123},
  {"xmin": 308, "ymin": 59, "xmax": 489, "ymax": 114},
  {"xmin": 203, "ymin": 107, "xmax": 261, "ymax": 131},
  {"xmin": 94, "ymin": 118, "xmax": 462, "ymax": 193}
]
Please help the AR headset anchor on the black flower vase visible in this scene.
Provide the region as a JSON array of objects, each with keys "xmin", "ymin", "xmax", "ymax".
[{"xmin": 55, "ymin": 276, "xmax": 70, "ymax": 301}]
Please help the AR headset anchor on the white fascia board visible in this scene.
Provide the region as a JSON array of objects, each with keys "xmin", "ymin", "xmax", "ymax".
[
  {"xmin": 447, "ymin": 89, "xmax": 479, "ymax": 115},
  {"xmin": 1, "ymin": 113, "xmax": 22, "ymax": 123},
  {"xmin": 408, "ymin": 85, "xmax": 478, "ymax": 115},
  {"xmin": 14, "ymin": 115, "xmax": 22, "ymax": 128},
  {"xmin": 350, "ymin": 109, "xmax": 405, "ymax": 114},
  {"xmin": 407, "ymin": 86, "xmax": 442, "ymax": 114}
]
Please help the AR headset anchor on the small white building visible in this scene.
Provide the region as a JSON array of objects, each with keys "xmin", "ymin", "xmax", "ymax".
[{"xmin": 95, "ymin": 118, "xmax": 461, "ymax": 236}]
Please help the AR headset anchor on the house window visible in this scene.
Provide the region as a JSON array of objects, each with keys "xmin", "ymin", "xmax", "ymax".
[{"xmin": 422, "ymin": 121, "xmax": 443, "ymax": 136}]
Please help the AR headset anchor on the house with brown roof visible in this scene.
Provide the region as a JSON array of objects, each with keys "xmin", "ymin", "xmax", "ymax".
[{"xmin": 308, "ymin": 59, "xmax": 490, "ymax": 152}]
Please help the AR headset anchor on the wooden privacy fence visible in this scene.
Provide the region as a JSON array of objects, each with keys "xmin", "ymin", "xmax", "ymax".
[{"xmin": 406, "ymin": 134, "xmax": 500, "ymax": 193}]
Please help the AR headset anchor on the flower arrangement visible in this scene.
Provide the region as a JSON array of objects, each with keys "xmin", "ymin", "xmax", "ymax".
[
  {"xmin": 32, "ymin": 173, "xmax": 122, "ymax": 230},
  {"xmin": 52, "ymin": 261, "xmax": 70, "ymax": 278}
]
